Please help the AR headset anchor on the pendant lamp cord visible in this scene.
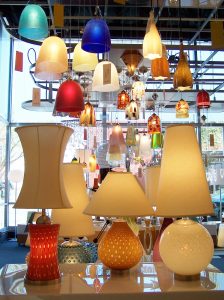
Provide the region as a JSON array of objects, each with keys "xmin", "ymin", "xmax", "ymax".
[
  {"xmin": 179, "ymin": 0, "xmax": 183, "ymax": 43},
  {"xmin": 93, "ymin": 219, "xmax": 111, "ymax": 243}
]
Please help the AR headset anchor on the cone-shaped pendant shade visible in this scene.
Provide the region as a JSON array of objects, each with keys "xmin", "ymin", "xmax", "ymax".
[
  {"xmin": 151, "ymin": 44, "xmax": 170, "ymax": 80},
  {"xmin": 108, "ymin": 134, "xmax": 122, "ymax": 162},
  {"xmin": 176, "ymin": 99, "xmax": 189, "ymax": 118},
  {"xmin": 18, "ymin": 4, "xmax": 48, "ymax": 40},
  {"xmin": 92, "ymin": 61, "xmax": 120, "ymax": 92},
  {"xmin": 51, "ymin": 163, "xmax": 95, "ymax": 237},
  {"xmin": 35, "ymin": 36, "xmax": 68, "ymax": 81},
  {"xmin": 73, "ymin": 42, "xmax": 98, "ymax": 72},
  {"xmin": 82, "ymin": 18, "xmax": 111, "ymax": 53},
  {"xmin": 143, "ymin": 11, "xmax": 162, "ymax": 60},
  {"xmin": 79, "ymin": 101, "xmax": 96, "ymax": 126},
  {"xmin": 55, "ymin": 79, "xmax": 84, "ymax": 113},
  {"xmin": 197, "ymin": 90, "xmax": 211, "ymax": 109},
  {"xmin": 121, "ymin": 50, "xmax": 143, "ymax": 76}
]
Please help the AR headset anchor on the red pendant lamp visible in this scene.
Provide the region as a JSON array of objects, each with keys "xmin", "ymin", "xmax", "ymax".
[
  {"xmin": 55, "ymin": 79, "xmax": 84, "ymax": 112},
  {"xmin": 196, "ymin": 90, "xmax": 211, "ymax": 109}
]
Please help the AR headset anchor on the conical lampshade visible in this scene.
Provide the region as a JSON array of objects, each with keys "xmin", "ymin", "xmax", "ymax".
[
  {"xmin": 35, "ymin": 36, "xmax": 68, "ymax": 81},
  {"xmin": 151, "ymin": 44, "xmax": 170, "ymax": 80},
  {"xmin": 79, "ymin": 101, "xmax": 96, "ymax": 126},
  {"xmin": 121, "ymin": 50, "xmax": 143, "ymax": 76},
  {"xmin": 107, "ymin": 134, "xmax": 122, "ymax": 162},
  {"xmin": 176, "ymin": 99, "xmax": 189, "ymax": 118},
  {"xmin": 82, "ymin": 18, "xmax": 111, "ymax": 53},
  {"xmin": 197, "ymin": 90, "xmax": 211, "ymax": 109},
  {"xmin": 73, "ymin": 42, "xmax": 98, "ymax": 72},
  {"xmin": 92, "ymin": 61, "xmax": 120, "ymax": 92},
  {"xmin": 18, "ymin": 4, "xmax": 48, "ymax": 40},
  {"xmin": 110, "ymin": 124, "xmax": 126, "ymax": 154},
  {"xmin": 51, "ymin": 163, "xmax": 95, "ymax": 237},
  {"xmin": 55, "ymin": 79, "xmax": 84, "ymax": 113},
  {"xmin": 143, "ymin": 11, "xmax": 162, "ymax": 60}
]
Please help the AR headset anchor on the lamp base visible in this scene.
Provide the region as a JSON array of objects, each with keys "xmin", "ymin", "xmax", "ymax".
[
  {"xmin": 24, "ymin": 277, "xmax": 61, "ymax": 285},
  {"xmin": 58, "ymin": 239, "xmax": 91, "ymax": 264},
  {"xmin": 174, "ymin": 273, "xmax": 200, "ymax": 281}
]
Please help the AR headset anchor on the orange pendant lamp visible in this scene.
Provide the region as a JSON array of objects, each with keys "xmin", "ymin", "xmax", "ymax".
[
  {"xmin": 176, "ymin": 99, "xmax": 189, "ymax": 118},
  {"xmin": 121, "ymin": 50, "xmax": 143, "ymax": 76},
  {"xmin": 147, "ymin": 113, "xmax": 161, "ymax": 134},
  {"xmin": 79, "ymin": 101, "xmax": 96, "ymax": 126},
  {"xmin": 117, "ymin": 90, "xmax": 130, "ymax": 110},
  {"xmin": 151, "ymin": 44, "xmax": 170, "ymax": 80}
]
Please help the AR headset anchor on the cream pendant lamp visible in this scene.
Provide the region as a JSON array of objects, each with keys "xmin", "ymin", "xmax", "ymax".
[
  {"xmin": 92, "ymin": 61, "xmax": 120, "ymax": 92},
  {"xmin": 143, "ymin": 10, "xmax": 162, "ymax": 60},
  {"xmin": 35, "ymin": 36, "xmax": 68, "ymax": 81},
  {"xmin": 73, "ymin": 42, "xmax": 98, "ymax": 72}
]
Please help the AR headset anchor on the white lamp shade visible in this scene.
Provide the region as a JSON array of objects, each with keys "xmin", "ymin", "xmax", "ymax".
[
  {"xmin": 73, "ymin": 42, "xmax": 98, "ymax": 72},
  {"xmin": 145, "ymin": 165, "xmax": 160, "ymax": 208},
  {"xmin": 156, "ymin": 125, "xmax": 214, "ymax": 217},
  {"xmin": 14, "ymin": 125, "xmax": 73, "ymax": 209},
  {"xmin": 139, "ymin": 134, "xmax": 151, "ymax": 158},
  {"xmin": 84, "ymin": 172, "xmax": 154, "ymax": 217},
  {"xmin": 92, "ymin": 61, "xmax": 120, "ymax": 92},
  {"xmin": 51, "ymin": 164, "xmax": 95, "ymax": 237}
]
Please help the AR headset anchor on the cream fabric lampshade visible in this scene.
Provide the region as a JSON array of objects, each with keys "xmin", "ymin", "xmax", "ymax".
[
  {"xmin": 92, "ymin": 61, "xmax": 120, "ymax": 92},
  {"xmin": 51, "ymin": 164, "xmax": 95, "ymax": 237},
  {"xmin": 84, "ymin": 172, "xmax": 154, "ymax": 217},
  {"xmin": 156, "ymin": 125, "xmax": 214, "ymax": 217},
  {"xmin": 145, "ymin": 165, "xmax": 160, "ymax": 208},
  {"xmin": 73, "ymin": 42, "xmax": 98, "ymax": 72},
  {"xmin": 35, "ymin": 36, "xmax": 68, "ymax": 81},
  {"xmin": 14, "ymin": 125, "xmax": 73, "ymax": 209}
]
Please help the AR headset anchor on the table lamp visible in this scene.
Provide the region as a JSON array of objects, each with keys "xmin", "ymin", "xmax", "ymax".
[
  {"xmin": 156, "ymin": 125, "xmax": 214, "ymax": 280},
  {"xmin": 14, "ymin": 124, "xmax": 73, "ymax": 284},
  {"xmin": 84, "ymin": 172, "xmax": 154, "ymax": 270},
  {"xmin": 51, "ymin": 163, "xmax": 95, "ymax": 263}
]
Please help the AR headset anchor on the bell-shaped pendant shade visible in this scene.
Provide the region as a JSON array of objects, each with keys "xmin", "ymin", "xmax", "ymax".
[
  {"xmin": 151, "ymin": 44, "xmax": 170, "ymax": 80},
  {"xmin": 92, "ymin": 61, "xmax": 120, "ymax": 92},
  {"xmin": 125, "ymin": 100, "xmax": 139, "ymax": 120},
  {"xmin": 126, "ymin": 125, "xmax": 136, "ymax": 146},
  {"xmin": 132, "ymin": 81, "xmax": 145, "ymax": 100},
  {"xmin": 73, "ymin": 42, "xmax": 98, "ymax": 72},
  {"xmin": 79, "ymin": 101, "xmax": 96, "ymax": 126},
  {"xmin": 139, "ymin": 134, "xmax": 151, "ymax": 159},
  {"xmin": 117, "ymin": 90, "xmax": 130, "ymax": 110},
  {"xmin": 147, "ymin": 113, "xmax": 161, "ymax": 134},
  {"xmin": 197, "ymin": 90, "xmax": 211, "ymax": 109},
  {"xmin": 18, "ymin": 4, "xmax": 48, "ymax": 40},
  {"xmin": 176, "ymin": 99, "xmax": 189, "ymax": 118},
  {"xmin": 55, "ymin": 79, "xmax": 84, "ymax": 113},
  {"xmin": 151, "ymin": 133, "xmax": 163, "ymax": 149},
  {"xmin": 173, "ymin": 42, "xmax": 193, "ymax": 91},
  {"xmin": 82, "ymin": 18, "xmax": 111, "ymax": 53},
  {"xmin": 143, "ymin": 11, "xmax": 162, "ymax": 60},
  {"xmin": 35, "ymin": 36, "xmax": 68, "ymax": 81}
]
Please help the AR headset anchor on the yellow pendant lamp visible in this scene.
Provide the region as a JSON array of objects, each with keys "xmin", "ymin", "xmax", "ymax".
[
  {"xmin": 79, "ymin": 101, "xmax": 96, "ymax": 127},
  {"xmin": 72, "ymin": 42, "xmax": 98, "ymax": 72},
  {"xmin": 151, "ymin": 44, "xmax": 170, "ymax": 80},
  {"xmin": 176, "ymin": 99, "xmax": 189, "ymax": 118},
  {"xmin": 89, "ymin": 154, "xmax": 97, "ymax": 172}
]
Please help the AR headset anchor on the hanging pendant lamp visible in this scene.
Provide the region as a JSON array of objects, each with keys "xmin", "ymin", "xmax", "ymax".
[
  {"xmin": 151, "ymin": 133, "xmax": 163, "ymax": 149},
  {"xmin": 18, "ymin": 4, "xmax": 48, "ymax": 40},
  {"xmin": 143, "ymin": 10, "xmax": 162, "ymax": 60},
  {"xmin": 35, "ymin": 36, "xmax": 68, "ymax": 81},
  {"xmin": 121, "ymin": 50, "xmax": 143, "ymax": 76},
  {"xmin": 125, "ymin": 100, "xmax": 139, "ymax": 120},
  {"xmin": 132, "ymin": 81, "xmax": 145, "ymax": 100},
  {"xmin": 73, "ymin": 42, "xmax": 98, "ymax": 72},
  {"xmin": 110, "ymin": 124, "xmax": 127, "ymax": 154},
  {"xmin": 92, "ymin": 61, "xmax": 120, "ymax": 92},
  {"xmin": 55, "ymin": 79, "xmax": 84, "ymax": 113},
  {"xmin": 107, "ymin": 134, "xmax": 122, "ymax": 163},
  {"xmin": 139, "ymin": 134, "xmax": 151, "ymax": 159},
  {"xmin": 151, "ymin": 44, "xmax": 170, "ymax": 80},
  {"xmin": 89, "ymin": 154, "xmax": 97, "ymax": 172},
  {"xmin": 197, "ymin": 90, "xmax": 211, "ymax": 109},
  {"xmin": 147, "ymin": 113, "xmax": 161, "ymax": 134},
  {"xmin": 126, "ymin": 125, "xmax": 136, "ymax": 147},
  {"xmin": 117, "ymin": 90, "xmax": 130, "ymax": 110},
  {"xmin": 79, "ymin": 101, "xmax": 96, "ymax": 126},
  {"xmin": 176, "ymin": 99, "xmax": 189, "ymax": 118},
  {"xmin": 173, "ymin": 42, "xmax": 193, "ymax": 91}
]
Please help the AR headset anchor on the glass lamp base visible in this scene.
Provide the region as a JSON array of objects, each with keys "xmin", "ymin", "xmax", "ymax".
[{"xmin": 58, "ymin": 240, "xmax": 91, "ymax": 264}]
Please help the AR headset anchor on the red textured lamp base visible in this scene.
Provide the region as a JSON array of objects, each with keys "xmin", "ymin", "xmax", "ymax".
[{"xmin": 25, "ymin": 224, "xmax": 60, "ymax": 284}]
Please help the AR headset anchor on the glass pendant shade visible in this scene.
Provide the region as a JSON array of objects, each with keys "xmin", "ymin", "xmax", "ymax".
[
  {"xmin": 151, "ymin": 133, "xmax": 163, "ymax": 149},
  {"xmin": 89, "ymin": 154, "xmax": 97, "ymax": 172},
  {"xmin": 139, "ymin": 134, "xmax": 151, "ymax": 159},
  {"xmin": 173, "ymin": 43, "xmax": 193, "ymax": 91},
  {"xmin": 107, "ymin": 135, "xmax": 122, "ymax": 162},
  {"xmin": 132, "ymin": 81, "xmax": 145, "ymax": 100},
  {"xmin": 79, "ymin": 101, "xmax": 96, "ymax": 126},
  {"xmin": 151, "ymin": 44, "xmax": 170, "ymax": 80},
  {"xmin": 73, "ymin": 42, "xmax": 98, "ymax": 72},
  {"xmin": 147, "ymin": 113, "xmax": 161, "ymax": 134},
  {"xmin": 176, "ymin": 99, "xmax": 189, "ymax": 118},
  {"xmin": 92, "ymin": 61, "xmax": 120, "ymax": 92},
  {"xmin": 117, "ymin": 90, "xmax": 130, "ymax": 110},
  {"xmin": 18, "ymin": 4, "xmax": 48, "ymax": 40},
  {"xmin": 121, "ymin": 50, "xmax": 143, "ymax": 76},
  {"xmin": 143, "ymin": 11, "xmax": 162, "ymax": 60},
  {"xmin": 55, "ymin": 79, "xmax": 84, "ymax": 113},
  {"xmin": 125, "ymin": 100, "xmax": 139, "ymax": 120},
  {"xmin": 35, "ymin": 36, "xmax": 68, "ymax": 81},
  {"xmin": 126, "ymin": 125, "xmax": 136, "ymax": 146},
  {"xmin": 110, "ymin": 124, "xmax": 126, "ymax": 154},
  {"xmin": 81, "ymin": 18, "xmax": 111, "ymax": 53},
  {"xmin": 197, "ymin": 90, "xmax": 211, "ymax": 109}
]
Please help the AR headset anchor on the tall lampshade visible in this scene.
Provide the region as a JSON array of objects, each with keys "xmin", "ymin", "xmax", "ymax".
[
  {"xmin": 151, "ymin": 44, "xmax": 170, "ymax": 80},
  {"xmin": 132, "ymin": 81, "xmax": 145, "ymax": 100},
  {"xmin": 117, "ymin": 90, "xmax": 130, "ymax": 110},
  {"xmin": 82, "ymin": 18, "xmax": 111, "ymax": 53},
  {"xmin": 197, "ymin": 90, "xmax": 211, "ymax": 109},
  {"xmin": 55, "ymin": 79, "xmax": 84, "ymax": 113},
  {"xmin": 110, "ymin": 124, "xmax": 126, "ymax": 154},
  {"xmin": 156, "ymin": 125, "xmax": 214, "ymax": 279},
  {"xmin": 175, "ymin": 99, "xmax": 189, "ymax": 118},
  {"xmin": 126, "ymin": 124, "xmax": 136, "ymax": 146},
  {"xmin": 139, "ymin": 134, "xmax": 151, "ymax": 159},
  {"xmin": 79, "ymin": 101, "xmax": 96, "ymax": 126},
  {"xmin": 143, "ymin": 10, "xmax": 162, "ymax": 60},
  {"xmin": 84, "ymin": 172, "xmax": 154, "ymax": 270},
  {"xmin": 92, "ymin": 61, "xmax": 120, "ymax": 92},
  {"xmin": 173, "ymin": 42, "xmax": 193, "ymax": 91},
  {"xmin": 145, "ymin": 165, "xmax": 160, "ymax": 208},
  {"xmin": 125, "ymin": 100, "xmax": 139, "ymax": 120},
  {"xmin": 72, "ymin": 42, "xmax": 98, "ymax": 72},
  {"xmin": 121, "ymin": 50, "xmax": 143, "ymax": 76},
  {"xmin": 151, "ymin": 133, "xmax": 163, "ymax": 149},
  {"xmin": 107, "ymin": 134, "xmax": 122, "ymax": 162},
  {"xmin": 14, "ymin": 125, "xmax": 73, "ymax": 284},
  {"xmin": 18, "ymin": 4, "xmax": 48, "ymax": 40},
  {"xmin": 148, "ymin": 113, "xmax": 161, "ymax": 134}
]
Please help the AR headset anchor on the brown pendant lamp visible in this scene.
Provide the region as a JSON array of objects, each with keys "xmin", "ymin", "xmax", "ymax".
[
  {"xmin": 121, "ymin": 50, "xmax": 143, "ymax": 76},
  {"xmin": 79, "ymin": 101, "xmax": 96, "ymax": 126},
  {"xmin": 151, "ymin": 44, "xmax": 170, "ymax": 80},
  {"xmin": 176, "ymin": 99, "xmax": 189, "ymax": 118},
  {"xmin": 173, "ymin": 42, "xmax": 193, "ymax": 91}
]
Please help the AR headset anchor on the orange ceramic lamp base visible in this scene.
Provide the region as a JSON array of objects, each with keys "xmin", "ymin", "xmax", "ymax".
[{"xmin": 98, "ymin": 220, "xmax": 143, "ymax": 270}]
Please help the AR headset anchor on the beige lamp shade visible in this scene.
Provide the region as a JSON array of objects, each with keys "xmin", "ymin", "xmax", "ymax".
[
  {"xmin": 145, "ymin": 165, "xmax": 160, "ymax": 208},
  {"xmin": 156, "ymin": 125, "xmax": 214, "ymax": 217},
  {"xmin": 84, "ymin": 172, "xmax": 154, "ymax": 217},
  {"xmin": 14, "ymin": 125, "xmax": 73, "ymax": 209},
  {"xmin": 143, "ymin": 11, "xmax": 162, "ymax": 60},
  {"xmin": 92, "ymin": 61, "xmax": 120, "ymax": 92},
  {"xmin": 72, "ymin": 42, "xmax": 98, "ymax": 72},
  {"xmin": 35, "ymin": 36, "xmax": 68, "ymax": 81},
  {"xmin": 139, "ymin": 134, "xmax": 151, "ymax": 159},
  {"xmin": 110, "ymin": 124, "xmax": 126, "ymax": 154},
  {"xmin": 51, "ymin": 163, "xmax": 95, "ymax": 237}
]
